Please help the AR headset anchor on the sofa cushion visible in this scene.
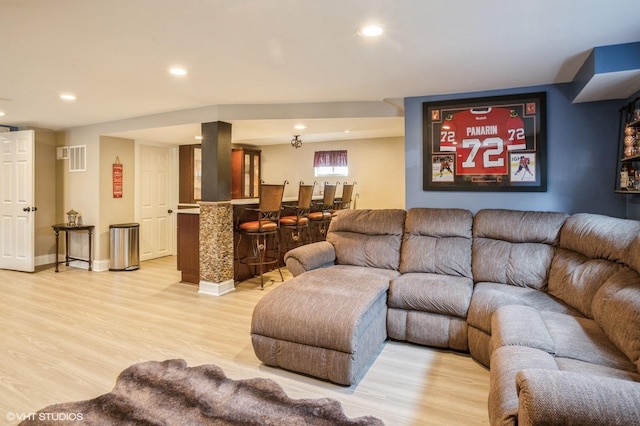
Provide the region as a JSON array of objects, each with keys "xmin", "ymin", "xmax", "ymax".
[
  {"xmin": 492, "ymin": 306, "xmax": 636, "ymax": 372},
  {"xmin": 326, "ymin": 209, "xmax": 406, "ymax": 270},
  {"xmin": 467, "ymin": 282, "xmax": 579, "ymax": 335},
  {"xmin": 548, "ymin": 213, "xmax": 640, "ymax": 317},
  {"xmin": 251, "ymin": 268, "xmax": 389, "ymax": 385},
  {"xmin": 284, "ymin": 241, "xmax": 336, "ymax": 277},
  {"xmin": 555, "ymin": 357, "xmax": 640, "ymax": 381},
  {"xmin": 321, "ymin": 264, "xmax": 401, "ymax": 280},
  {"xmin": 548, "ymin": 248, "xmax": 624, "ymax": 318},
  {"xmin": 387, "ymin": 308, "xmax": 469, "ymax": 351},
  {"xmin": 592, "ymin": 270, "xmax": 640, "ymax": 373},
  {"xmin": 515, "ymin": 369, "xmax": 640, "ymax": 426},
  {"xmin": 389, "ymin": 273, "xmax": 473, "ymax": 319},
  {"xmin": 629, "ymin": 232, "xmax": 640, "ymax": 274},
  {"xmin": 251, "ymin": 268, "xmax": 388, "ymax": 354},
  {"xmin": 556, "ymin": 213, "xmax": 640, "ymax": 264},
  {"xmin": 399, "ymin": 208, "xmax": 473, "ymax": 278},
  {"xmin": 472, "ymin": 209, "xmax": 568, "ymax": 290},
  {"xmin": 491, "ymin": 305, "xmax": 556, "ymax": 354}
]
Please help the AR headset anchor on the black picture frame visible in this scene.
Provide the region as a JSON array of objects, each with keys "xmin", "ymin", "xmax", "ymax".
[{"xmin": 423, "ymin": 92, "xmax": 547, "ymax": 192}]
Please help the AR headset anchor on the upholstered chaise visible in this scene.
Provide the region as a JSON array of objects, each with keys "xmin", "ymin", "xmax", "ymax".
[
  {"xmin": 254, "ymin": 209, "xmax": 406, "ymax": 385},
  {"xmin": 251, "ymin": 268, "xmax": 390, "ymax": 385}
]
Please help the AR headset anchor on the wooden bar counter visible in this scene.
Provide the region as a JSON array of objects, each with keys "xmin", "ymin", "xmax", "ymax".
[{"xmin": 177, "ymin": 197, "xmax": 313, "ymax": 285}]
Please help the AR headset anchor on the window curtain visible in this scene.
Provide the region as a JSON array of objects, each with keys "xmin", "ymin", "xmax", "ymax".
[{"xmin": 313, "ymin": 150, "xmax": 348, "ymax": 167}]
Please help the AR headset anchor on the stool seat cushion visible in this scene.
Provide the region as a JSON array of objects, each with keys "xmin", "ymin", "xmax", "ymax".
[
  {"xmin": 239, "ymin": 220, "xmax": 278, "ymax": 232},
  {"xmin": 251, "ymin": 268, "xmax": 389, "ymax": 385},
  {"xmin": 280, "ymin": 216, "xmax": 309, "ymax": 226},
  {"xmin": 308, "ymin": 211, "xmax": 332, "ymax": 221}
]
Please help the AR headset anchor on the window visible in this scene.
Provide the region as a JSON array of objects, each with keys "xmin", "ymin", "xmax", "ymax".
[{"xmin": 313, "ymin": 150, "xmax": 348, "ymax": 177}]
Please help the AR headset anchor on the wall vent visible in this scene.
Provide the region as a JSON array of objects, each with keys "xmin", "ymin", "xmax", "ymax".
[
  {"xmin": 56, "ymin": 146, "xmax": 69, "ymax": 160},
  {"xmin": 68, "ymin": 145, "xmax": 86, "ymax": 172}
]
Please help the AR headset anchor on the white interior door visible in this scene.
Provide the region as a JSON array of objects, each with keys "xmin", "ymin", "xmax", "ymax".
[
  {"xmin": 138, "ymin": 144, "xmax": 174, "ymax": 261},
  {"xmin": 0, "ymin": 130, "xmax": 35, "ymax": 272}
]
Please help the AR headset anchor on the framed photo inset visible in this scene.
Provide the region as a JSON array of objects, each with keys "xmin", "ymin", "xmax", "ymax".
[{"xmin": 423, "ymin": 92, "xmax": 547, "ymax": 192}]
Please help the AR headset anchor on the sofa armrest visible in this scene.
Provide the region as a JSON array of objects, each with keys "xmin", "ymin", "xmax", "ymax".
[
  {"xmin": 284, "ymin": 241, "xmax": 336, "ymax": 276},
  {"xmin": 516, "ymin": 369, "xmax": 640, "ymax": 426}
]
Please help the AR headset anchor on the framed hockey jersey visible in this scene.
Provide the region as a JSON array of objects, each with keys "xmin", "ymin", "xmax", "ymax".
[{"xmin": 423, "ymin": 92, "xmax": 547, "ymax": 192}]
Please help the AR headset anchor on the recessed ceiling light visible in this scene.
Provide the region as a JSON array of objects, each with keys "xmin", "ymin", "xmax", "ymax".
[
  {"xmin": 194, "ymin": 135, "xmax": 203, "ymax": 140},
  {"xmin": 357, "ymin": 24, "xmax": 383, "ymax": 37},
  {"xmin": 294, "ymin": 124, "xmax": 307, "ymax": 130},
  {"xmin": 0, "ymin": 112, "xmax": 5, "ymax": 117},
  {"xmin": 170, "ymin": 67, "xmax": 188, "ymax": 76},
  {"xmin": 60, "ymin": 94, "xmax": 77, "ymax": 101},
  {"xmin": 344, "ymin": 129, "xmax": 351, "ymax": 133}
]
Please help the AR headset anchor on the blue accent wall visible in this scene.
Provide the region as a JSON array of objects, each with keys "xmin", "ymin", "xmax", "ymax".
[{"xmin": 404, "ymin": 83, "xmax": 628, "ymax": 217}]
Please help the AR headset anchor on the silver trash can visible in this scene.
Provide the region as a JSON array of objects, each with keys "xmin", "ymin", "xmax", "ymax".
[{"xmin": 109, "ymin": 223, "xmax": 140, "ymax": 271}]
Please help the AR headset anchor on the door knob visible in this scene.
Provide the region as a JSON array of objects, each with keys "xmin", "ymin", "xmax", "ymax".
[
  {"xmin": 168, "ymin": 209, "xmax": 173, "ymax": 214},
  {"xmin": 23, "ymin": 207, "xmax": 30, "ymax": 212},
  {"xmin": 32, "ymin": 206, "xmax": 37, "ymax": 212}
]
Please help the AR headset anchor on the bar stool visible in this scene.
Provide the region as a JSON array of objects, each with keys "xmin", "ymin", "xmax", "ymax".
[
  {"xmin": 334, "ymin": 181, "xmax": 356, "ymax": 210},
  {"xmin": 235, "ymin": 182, "xmax": 286, "ymax": 289},
  {"xmin": 309, "ymin": 182, "xmax": 337, "ymax": 242},
  {"xmin": 280, "ymin": 181, "xmax": 315, "ymax": 251}
]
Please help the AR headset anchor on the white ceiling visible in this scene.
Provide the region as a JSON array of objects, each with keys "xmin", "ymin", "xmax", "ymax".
[{"xmin": 2, "ymin": 0, "xmax": 639, "ymax": 145}]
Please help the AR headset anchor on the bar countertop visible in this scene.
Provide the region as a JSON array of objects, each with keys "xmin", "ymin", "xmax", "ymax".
[{"xmin": 178, "ymin": 196, "xmax": 322, "ymax": 213}]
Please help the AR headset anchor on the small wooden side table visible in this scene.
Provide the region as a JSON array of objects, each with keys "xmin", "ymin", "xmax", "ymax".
[{"xmin": 52, "ymin": 224, "xmax": 94, "ymax": 272}]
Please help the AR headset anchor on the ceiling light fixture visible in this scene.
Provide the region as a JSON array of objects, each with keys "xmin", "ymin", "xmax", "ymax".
[
  {"xmin": 294, "ymin": 124, "xmax": 307, "ymax": 130},
  {"xmin": 0, "ymin": 112, "xmax": 5, "ymax": 117},
  {"xmin": 291, "ymin": 135, "xmax": 302, "ymax": 149},
  {"xmin": 169, "ymin": 67, "xmax": 188, "ymax": 76},
  {"xmin": 60, "ymin": 94, "xmax": 77, "ymax": 101},
  {"xmin": 357, "ymin": 24, "xmax": 383, "ymax": 37}
]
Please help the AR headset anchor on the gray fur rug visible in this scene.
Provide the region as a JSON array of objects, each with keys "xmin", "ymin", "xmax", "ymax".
[{"xmin": 19, "ymin": 359, "xmax": 384, "ymax": 425}]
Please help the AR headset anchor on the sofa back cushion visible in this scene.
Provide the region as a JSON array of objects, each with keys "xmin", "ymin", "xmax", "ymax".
[
  {"xmin": 327, "ymin": 209, "xmax": 406, "ymax": 270},
  {"xmin": 592, "ymin": 268, "xmax": 640, "ymax": 373},
  {"xmin": 548, "ymin": 213, "xmax": 640, "ymax": 318},
  {"xmin": 629, "ymin": 233, "xmax": 640, "ymax": 274},
  {"xmin": 472, "ymin": 209, "xmax": 569, "ymax": 289},
  {"xmin": 399, "ymin": 208, "xmax": 473, "ymax": 278}
]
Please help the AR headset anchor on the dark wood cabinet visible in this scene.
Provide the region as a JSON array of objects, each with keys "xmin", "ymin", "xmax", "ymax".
[
  {"xmin": 179, "ymin": 144, "xmax": 202, "ymax": 204},
  {"xmin": 231, "ymin": 148, "xmax": 261, "ymax": 199},
  {"xmin": 180, "ymin": 145, "xmax": 260, "ymax": 202},
  {"xmin": 177, "ymin": 212, "xmax": 199, "ymax": 284}
]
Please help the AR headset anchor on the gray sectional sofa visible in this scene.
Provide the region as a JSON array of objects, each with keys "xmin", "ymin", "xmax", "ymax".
[{"xmin": 251, "ymin": 208, "xmax": 640, "ymax": 425}]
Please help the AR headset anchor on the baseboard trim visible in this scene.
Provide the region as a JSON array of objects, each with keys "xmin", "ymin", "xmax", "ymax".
[
  {"xmin": 199, "ymin": 279, "xmax": 235, "ymax": 297},
  {"xmin": 65, "ymin": 258, "xmax": 109, "ymax": 272},
  {"xmin": 35, "ymin": 254, "xmax": 57, "ymax": 267}
]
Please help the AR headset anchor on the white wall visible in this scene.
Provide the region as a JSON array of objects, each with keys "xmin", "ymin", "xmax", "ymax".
[{"xmin": 259, "ymin": 136, "xmax": 405, "ymax": 209}]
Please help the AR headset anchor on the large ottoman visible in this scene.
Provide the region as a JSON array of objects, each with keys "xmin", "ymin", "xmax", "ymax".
[{"xmin": 251, "ymin": 268, "xmax": 390, "ymax": 385}]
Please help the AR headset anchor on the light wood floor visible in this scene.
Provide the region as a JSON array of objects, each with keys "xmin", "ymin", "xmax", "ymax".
[{"xmin": 0, "ymin": 257, "xmax": 490, "ymax": 425}]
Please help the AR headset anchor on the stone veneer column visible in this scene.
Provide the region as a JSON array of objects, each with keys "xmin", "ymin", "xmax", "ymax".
[
  {"xmin": 198, "ymin": 121, "xmax": 234, "ymax": 296},
  {"xmin": 198, "ymin": 201, "xmax": 234, "ymax": 296}
]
